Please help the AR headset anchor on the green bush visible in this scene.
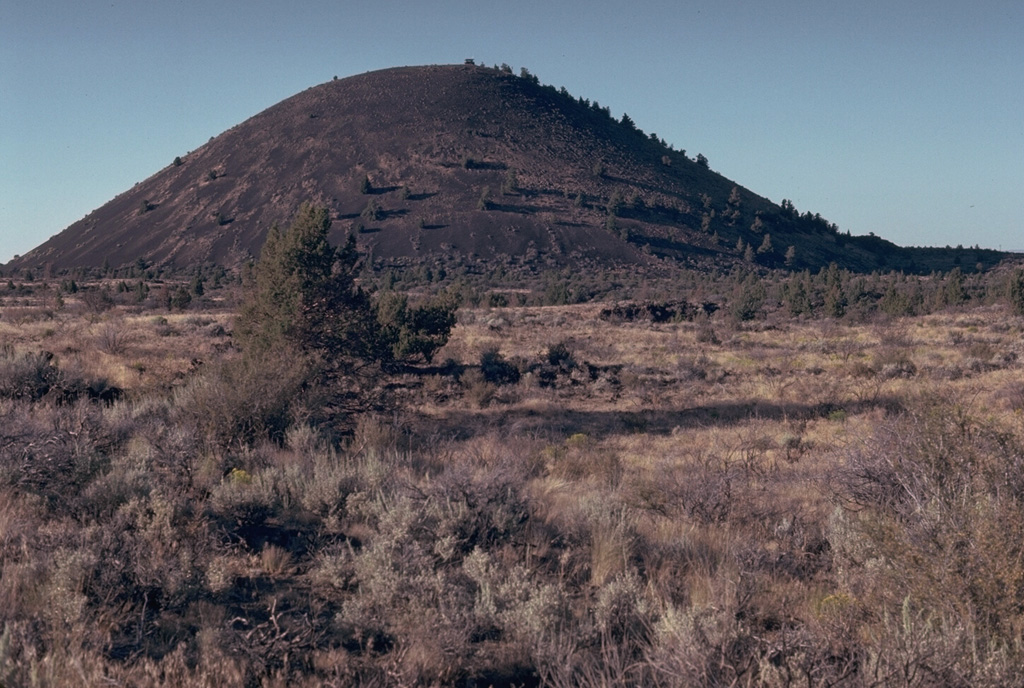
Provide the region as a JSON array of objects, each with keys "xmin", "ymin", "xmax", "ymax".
[
  {"xmin": 235, "ymin": 202, "xmax": 381, "ymax": 366},
  {"xmin": 729, "ymin": 271, "xmax": 766, "ymax": 322},
  {"xmin": 1007, "ymin": 267, "xmax": 1024, "ymax": 315},
  {"xmin": 479, "ymin": 348, "xmax": 520, "ymax": 385},
  {"xmin": 375, "ymin": 290, "xmax": 459, "ymax": 364},
  {"xmin": 545, "ymin": 340, "xmax": 576, "ymax": 370}
]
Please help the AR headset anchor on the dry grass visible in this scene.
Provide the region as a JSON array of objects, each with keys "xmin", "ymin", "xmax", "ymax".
[{"xmin": 2, "ymin": 281, "xmax": 1024, "ymax": 686}]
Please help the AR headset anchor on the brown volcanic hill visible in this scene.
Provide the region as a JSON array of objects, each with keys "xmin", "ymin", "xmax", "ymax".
[{"xmin": 5, "ymin": 64, "xmax": 1008, "ymax": 275}]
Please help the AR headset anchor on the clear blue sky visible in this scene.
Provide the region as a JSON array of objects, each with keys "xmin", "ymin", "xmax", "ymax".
[{"xmin": 2, "ymin": 0, "xmax": 1022, "ymax": 263}]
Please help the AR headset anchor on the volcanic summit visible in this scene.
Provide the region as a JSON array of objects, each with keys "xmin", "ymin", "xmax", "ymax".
[{"xmin": 5, "ymin": 64, "xmax": 1003, "ymax": 274}]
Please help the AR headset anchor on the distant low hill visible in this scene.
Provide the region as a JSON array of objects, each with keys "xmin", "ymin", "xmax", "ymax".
[{"xmin": 4, "ymin": 64, "xmax": 1009, "ymax": 275}]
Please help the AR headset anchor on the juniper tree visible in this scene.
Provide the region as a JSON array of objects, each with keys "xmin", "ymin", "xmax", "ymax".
[
  {"xmin": 477, "ymin": 186, "xmax": 492, "ymax": 211},
  {"xmin": 784, "ymin": 245, "xmax": 797, "ymax": 267},
  {"xmin": 237, "ymin": 202, "xmax": 458, "ymax": 374},
  {"xmin": 728, "ymin": 186, "xmax": 741, "ymax": 210},
  {"xmin": 1008, "ymin": 268, "xmax": 1024, "ymax": 316},
  {"xmin": 825, "ymin": 283, "xmax": 847, "ymax": 318},
  {"xmin": 374, "ymin": 290, "xmax": 459, "ymax": 364},
  {"xmin": 501, "ymin": 168, "xmax": 519, "ymax": 195},
  {"xmin": 235, "ymin": 202, "xmax": 381, "ymax": 365},
  {"xmin": 730, "ymin": 271, "xmax": 766, "ymax": 322},
  {"xmin": 361, "ymin": 199, "xmax": 383, "ymax": 222}
]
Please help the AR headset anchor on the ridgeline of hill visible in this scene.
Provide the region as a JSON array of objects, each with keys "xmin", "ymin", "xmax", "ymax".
[{"xmin": 4, "ymin": 64, "xmax": 1009, "ymax": 276}]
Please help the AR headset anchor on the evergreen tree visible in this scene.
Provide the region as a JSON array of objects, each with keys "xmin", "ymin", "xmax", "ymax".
[
  {"xmin": 477, "ymin": 186, "xmax": 492, "ymax": 211},
  {"xmin": 881, "ymin": 284, "xmax": 914, "ymax": 317},
  {"xmin": 1008, "ymin": 268, "xmax": 1024, "ymax": 316},
  {"xmin": 361, "ymin": 199, "xmax": 383, "ymax": 222},
  {"xmin": 236, "ymin": 202, "xmax": 458, "ymax": 372},
  {"xmin": 607, "ymin": 191, "xmax": 623, "ymax": 217},
  {"xmin": 730, "ymin": 271, "xmax": 766, "ymax": 321},
  {"xmin": 170, "ymin": 286, "xmax": 192, "ymax": 310},
  {"xmin": 784, "ymin": 245, "xmax": 797, "ymax": 268},
  {"xmin": 824, "ymin": 283, "xmax": 847, "ymax": 318},
  {"xmin": 501, "ymin": 168, "xmax": 519, "ymax": 195},
  {"xmin": 939, "ymin": 267, "xmax": 966, "ymax": 308},
  {"xmin": 235, "ymin": 203, "xmax": 381, "ymax": 364},
  {"xmin": 133, "ymin": 281, "xmax": 149, "ymax": 303},
  {"xmin": 784, "ymin": 273, "xmax": 812, "ymax": 316},
  {"xmin": 728, "ymin": 186, "xmax": 741, "ymax": 210},
  {"xmin": 701, "ymin": 213, "xmax": 713, "ymax": 233}
]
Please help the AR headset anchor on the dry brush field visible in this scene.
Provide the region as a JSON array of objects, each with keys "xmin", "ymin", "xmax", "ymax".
[{"xmin": 2, "ymin": 281, "xmax": 1024, "ymax": 686}]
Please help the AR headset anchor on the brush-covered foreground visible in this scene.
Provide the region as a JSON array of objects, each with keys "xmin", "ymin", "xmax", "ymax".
[{"xmin": 2, "ymin": 282, "xmax": 1024, "ymax": 687}]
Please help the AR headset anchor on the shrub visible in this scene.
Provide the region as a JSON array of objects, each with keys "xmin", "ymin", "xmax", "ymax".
[
  {"xmin": 81, "ymin": 286, "xmax": 115, "ymax": 313},
  {"xmin": 375, "ymin": 290, "xmax": 459, "ymax": 364},
  {"xmin": 0, "ymin": 348, "xmax": 110, "ymax": 404},
  {"xmin": 479, "ymin": 348, "xmax": 520, "ymax": 385},
  {"xmin": 461, "ymin": 368, "xmax": 495, "ymax": 408},
  {"xmin": 95, "ymin": 320, "xmax": 131, "ymax": 354},
  {"xmin": 173, "ymin": 349, "xmax": 310, "ymax": 451},
  {"xmin": 0, "ymin": 348, "xmax": 59, "ymax": 401},
  {"xmin": 831, "ymin": 401, "xmax": 1024, "ymax": 675},
  {"xmin": 0, "ymin": 400, "xmax": 113, "ymax": 511},
  {"xmin": 545, "ymin": 340, "xmax": 576, "ymax": 370},
  {"xmin": 544, "ymin": 434, "xmax": 621, "ymax": 486}
]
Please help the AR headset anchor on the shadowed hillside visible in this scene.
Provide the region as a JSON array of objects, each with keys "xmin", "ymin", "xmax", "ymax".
[{"xmin": 5, "ymin": 64, "xmax": 1009, "ymax": 275}]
